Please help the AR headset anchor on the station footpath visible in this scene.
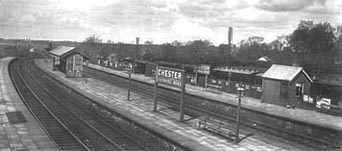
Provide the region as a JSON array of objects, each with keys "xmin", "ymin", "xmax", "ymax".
[
  {"xmin": 87, "ymin": 63, "xmax": 342, "ymax": 132},
  {"xmin": 0, "ymin": 57, "xmax": 57, "ymax": 151},
  {"xmin": 36, "ymin": 59, "xmax": 316, "ymax": 151}
]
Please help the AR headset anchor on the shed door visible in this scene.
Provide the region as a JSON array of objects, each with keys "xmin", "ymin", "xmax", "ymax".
[{"xmin": 280, "ymin": 82, "xmax": 288, "ymax": 106}]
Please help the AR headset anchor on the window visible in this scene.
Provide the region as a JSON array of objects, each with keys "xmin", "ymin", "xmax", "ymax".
[
  {"xmin": 55, "ymin": 57, "xmax": 60, "ymax": 65},
  {"xmin": 295, "ymin": 83, "xmax": 304, "ymax": 97},
  {"xmin": 67, "ymin": 56, "xmax": 73, "ymax": 71},
  {"xmin": 75, "ymin": 54, "xmax": 82, "ymax": 66}
]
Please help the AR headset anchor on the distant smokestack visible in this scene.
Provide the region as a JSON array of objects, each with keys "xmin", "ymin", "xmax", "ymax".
[
  {"xmin": 136, "ymin": 37, "xmax": 139, "ymax": 45},
  {"xmin": 228, "ymin": 27, "xmax": 233, "ymax": 47}
]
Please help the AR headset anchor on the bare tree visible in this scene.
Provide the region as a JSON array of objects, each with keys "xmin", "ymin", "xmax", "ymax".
[{"xmin": 84, "ymin": 35, "xmax": 102, "ymax": 43}]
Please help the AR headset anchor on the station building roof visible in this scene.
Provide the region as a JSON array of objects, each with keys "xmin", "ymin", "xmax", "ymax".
[
  {"xmin": 48, "ymin": 46, "xmax": 76, "ymax": 57},
  {"xmin": 262, "ymin": 64, "xmax": 313, "ymax": 83},
  {"xmin": 48, "ymin": 46, "xmax": 88, "ymax": 59}
]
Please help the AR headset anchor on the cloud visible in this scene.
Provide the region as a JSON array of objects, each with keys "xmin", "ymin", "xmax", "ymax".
[
  {"xmin": 0, "ymin": 0, "xmax": 341, "ymax": 45},
  {"xmin": 257, "ymin": 0, "xmax": 326, "ymax": 12},
  {"xmin": 171, "ymin": 17, "xmax": 214, "ymax": 38},
  {"xmin": 178, "ymin": 0, "xmax": 229, "ymax": 19}
]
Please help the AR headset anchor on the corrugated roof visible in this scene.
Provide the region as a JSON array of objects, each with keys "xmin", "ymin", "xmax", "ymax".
[
  {"xmin": 48, "ymin": 46, "xmax": 76, "ymax": 57},
  {"xmin": 262, "ymin": 64, "xmax": 312, "ymax": 82}
]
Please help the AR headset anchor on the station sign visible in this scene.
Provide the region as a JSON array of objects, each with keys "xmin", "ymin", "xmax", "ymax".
[
  {"xmin": 194, "ymin": 64, "xmax": 210, "ymax": 75},
  {"xmin": 157, "ymin": 66, "xmax": 184, "ymax": 88},
  {"xmin": 154, "ymin": 66, "xmax": 186, "ymax": 122}
]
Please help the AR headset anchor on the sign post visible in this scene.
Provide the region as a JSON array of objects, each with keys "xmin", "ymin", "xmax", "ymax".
[
  {"xmin": 153, "ymin": 66, "xmax": 159, "ymax": 112},
  {"xmin": 154, "ymin": 66, "xmax": 185, "ymax": 122}
]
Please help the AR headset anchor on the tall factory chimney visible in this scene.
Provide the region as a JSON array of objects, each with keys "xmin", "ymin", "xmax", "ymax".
[
  {"xmin": 228, "ymin": 27, "xmax": 233, "ymax": 48},
  {"xmin": 136, "ymin": 37, "xmax": 140, "ymax": 45}
]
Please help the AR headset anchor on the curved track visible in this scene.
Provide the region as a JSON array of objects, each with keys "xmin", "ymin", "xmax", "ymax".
[
  {"xmin": 84, "ymin": 65, "xmax": 342, "ymax": 150},
  {"xmin": 10, "ymin": 59, "xmax": 157, "ymax": 151},
  {"xmin": 10, "ymin": 59, "xmax": 90, "ymax": 151}
]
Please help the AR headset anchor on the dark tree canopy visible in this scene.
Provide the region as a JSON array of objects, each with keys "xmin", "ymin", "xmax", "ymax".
[{"xmin": 290, "ymin": 22, "xmax": 335, "ymax": 53}]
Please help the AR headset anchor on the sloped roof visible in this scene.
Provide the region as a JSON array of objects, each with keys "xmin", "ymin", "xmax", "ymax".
[
  {"xmin": 48, "ymin": 46, "xmax": 76, "ymax": 57},
  {"xmin": 262, "ymin": 64, "xmax": 312, "ymax": 83},
  {"xmin": 213, "ymin": 66, "xmax": 266, "ymax": 75}
]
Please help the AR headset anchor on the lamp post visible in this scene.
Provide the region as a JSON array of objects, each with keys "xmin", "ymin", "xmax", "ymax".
[
  {"xmin": 127, "ymin": 70, "xmax": 132, "ymax": 101},
  {"xmin": 235, "ymin": 86, "xmax": 244, "ymax": 144},
  {"xmin": 127, "ymin": 63, "xmax": 133, "ymax": 101}
]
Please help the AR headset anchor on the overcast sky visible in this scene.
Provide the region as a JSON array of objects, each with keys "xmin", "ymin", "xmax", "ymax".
[{"xmin": 0, "ymin": 0, "xmax": 341, "ymax": 45}]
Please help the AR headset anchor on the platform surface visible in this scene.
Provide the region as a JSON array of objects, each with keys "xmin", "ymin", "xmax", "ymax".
[
  {"xmin": 0, "ymin": 57, "xmax": 57, "ymax": 151},
  {"xmin": 35, "ymin": 59, "xmax": 323, "ymax": 151},
  {"xmin": 87, "ymin": 63, "xmax": 342, "ymax": 131}
]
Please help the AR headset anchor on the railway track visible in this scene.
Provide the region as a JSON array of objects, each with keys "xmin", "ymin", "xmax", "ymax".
[
  {"xmin": 10, "ymin": 59, "xmax": 90, "ymax": 151},
  {"xmin": 84, "ymin": 65, "xmax": 342, "ymax": 150},
  {"xmin": 11, "ymin": 58, "xmax": 184, "ymax": 151}
]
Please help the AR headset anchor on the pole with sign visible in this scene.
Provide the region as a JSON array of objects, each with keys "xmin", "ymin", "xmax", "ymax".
[{"xmin": 154, "ymin": 66, "xmax": 185, "ymax": 122}]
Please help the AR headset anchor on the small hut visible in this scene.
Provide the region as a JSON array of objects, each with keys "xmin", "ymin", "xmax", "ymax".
[
  {"xmin": 48, "ymin": 46, "xmax": 87, "ymax": 78},
  {"xmin": 261, "ymin": 64, "xmax": 313, "ymax": 108}
]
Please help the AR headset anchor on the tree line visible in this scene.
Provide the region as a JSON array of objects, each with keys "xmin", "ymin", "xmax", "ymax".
[{"xmin": 81, "ymin": 21, "xmax": 342, "ymax": 74}]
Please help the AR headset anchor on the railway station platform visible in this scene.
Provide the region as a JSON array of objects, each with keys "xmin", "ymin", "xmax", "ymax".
[
  {"xmin": 86, "ymin": 63, "xmax": 342, "ymax": 132},
  {"xmin": 36, "ymin": 59, "xmax": 321, "ymax": 151},
  {"xmin": 0, "ymin": 57, "xmax": 57, "ymax": 151}
]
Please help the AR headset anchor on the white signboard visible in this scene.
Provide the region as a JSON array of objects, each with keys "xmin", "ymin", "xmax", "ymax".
[
  {"xmin": 157, "ymin": 66, "xmax": 184, "ymax": 87},
  {"xmin": 194, "ymin": 65, "xmax": 210, "ymax": 75}
]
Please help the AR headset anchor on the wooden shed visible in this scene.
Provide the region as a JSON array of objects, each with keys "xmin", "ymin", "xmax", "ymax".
[
  {"xmin": 48, "ymin": 46, "xmax": 87, "ymax": 78},
  {"xmin": 261, "ymin": 64, "xmax": 313, "ymax": 108}
]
